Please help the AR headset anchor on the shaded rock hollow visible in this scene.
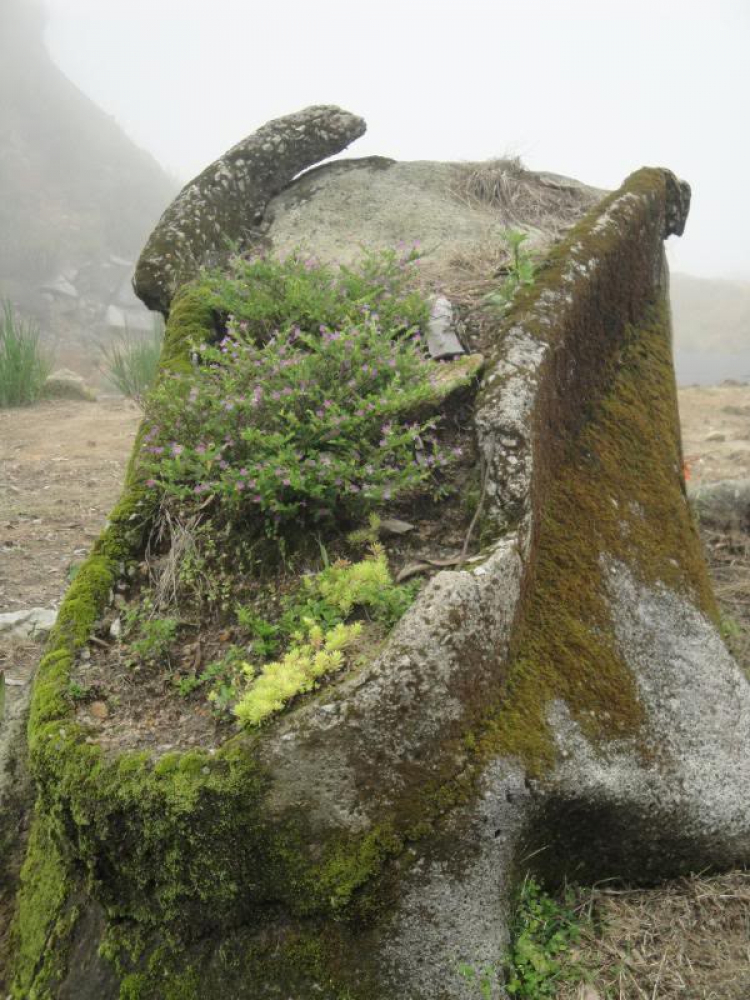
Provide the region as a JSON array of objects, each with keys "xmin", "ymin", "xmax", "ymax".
[{"xmin": 8, "ymin": 108, "xmax": 750, "ymax": 1000}]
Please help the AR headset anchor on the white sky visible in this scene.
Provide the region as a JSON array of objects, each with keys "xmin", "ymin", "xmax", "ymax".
[{"xmin": 43, "ymin": 0, "xmax": 750, "ymax": 279}]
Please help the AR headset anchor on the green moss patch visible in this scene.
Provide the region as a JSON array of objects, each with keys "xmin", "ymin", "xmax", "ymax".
[{"xmin": 481, "ymin": 296, "xmax": 716, "ymax": 775}]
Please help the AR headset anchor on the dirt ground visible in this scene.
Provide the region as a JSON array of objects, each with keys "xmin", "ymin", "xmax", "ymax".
[
  {"xmin": 678, "ymin": 382, "xmax": 750, "ymax": 484},
  {"xmin": 0, "ymin": 396, "xmax": 142, "ymax": 611},
  {"xmin": 1, "ymin": 384, "xmax": 750, "ymax": 998}
]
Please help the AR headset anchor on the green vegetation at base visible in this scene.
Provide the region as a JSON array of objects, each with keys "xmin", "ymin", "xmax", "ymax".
[
  {"xmin": 458, "ymin": 879, "xmax": 589, "ymax": 1000},
  {"xmin": 504, "ymin": 878, "xmax": 588, "ymax": 997},
  {"xmin": 0, "ymin": 298, "xmax": 50, "ymax": 407}
]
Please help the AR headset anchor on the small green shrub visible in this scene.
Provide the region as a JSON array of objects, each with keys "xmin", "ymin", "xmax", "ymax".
[
  {"xmin": 204, "ymin": 245, "xmax": 429, "ymax": 346},
  {"xmin": 125, "ymin": 611, "xmax": 178, "ymax": 665},
  {"xmin": 99, "ymin": 321, "xmax": 164, "ymax": 405},
  {"xmin": 143, "ymin": 249, "xmax": 457, "ymax": 537},
  {"xmin": 504, "ymin": 877, "xmax": 585, "ymax": 997},
  {"xmin": 0, "ymin": 297, "xmax": 50, "ymax": 407},
  {"xmin": 485, "ymin": 230, "xmax": 537, "ymax": 312}
]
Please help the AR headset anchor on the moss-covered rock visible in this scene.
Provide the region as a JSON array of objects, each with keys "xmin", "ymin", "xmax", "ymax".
[
  {"xmin": 9, "ymin": 142, "xmax": 750, "ymax": 1000},
  {"xmin": 133, "ymin": 106, "xmax": 366, "ymax": 315}
]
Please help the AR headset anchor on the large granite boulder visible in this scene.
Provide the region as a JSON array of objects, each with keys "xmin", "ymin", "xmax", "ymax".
[{"xmin": 10, "ymin": 111, "xmax": 749, "ymax": 1000}]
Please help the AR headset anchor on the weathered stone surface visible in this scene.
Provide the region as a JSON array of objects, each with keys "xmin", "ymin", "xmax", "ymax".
[
  {"xmin": 427, "ymin": 295, "xmax": 464, "ymax": 358},
  {"xmin": 12, "ymin": 119, "xmax": 749, "ymax": 1000},
  {"xmin": 0, "ymin": 606, "xmax": 57, "ymax": 639},
  {"xmin": 133, "ymin": 105, "xmax": 366, "ymax": 314},
  {"xmin": 262, "ymin": 156, "xmax": 603, "ymax": 284}
]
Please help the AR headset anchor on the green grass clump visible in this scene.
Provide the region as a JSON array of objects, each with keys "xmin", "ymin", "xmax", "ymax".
[
  {"xmin": 99, "ymin": 322, "xmax": 164, "ymax": 405},
  {"xmin": 0, "ymin": 297, "xmax": 50, "ymax": 407}
]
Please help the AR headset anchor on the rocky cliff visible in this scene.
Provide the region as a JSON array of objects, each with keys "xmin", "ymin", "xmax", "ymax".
[{"xmin": 0, "ymin": 0, "xmax": 175, "ymax": 338}]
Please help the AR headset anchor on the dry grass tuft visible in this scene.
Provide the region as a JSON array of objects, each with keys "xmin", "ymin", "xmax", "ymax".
[
  {"xmin": 439, "ymin": 160, "xmax": 602, "ymax": 351},
  {"xmin": 702, "ymin": 526, "xmax": 750, "ymax": 670},
  {"xmin": 559, "ymin": 872, "xmax": 750, "ymax": 1000},
  {"xmin": 451, "ymin": 158, "xmax": 598, "ymax": 233},
  {"xmin": 145, "ymin": 508, "xmax": 203, "ymax": 612}
]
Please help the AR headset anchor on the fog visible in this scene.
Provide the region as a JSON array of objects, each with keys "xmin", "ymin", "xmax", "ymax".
[{"xmin": 42, "ymin": 0, "xmax": 750, "ymax": 281}]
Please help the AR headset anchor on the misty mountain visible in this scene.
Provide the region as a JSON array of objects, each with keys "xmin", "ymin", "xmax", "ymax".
[
  {"xmin": 0, "ymin": 0, "xmax": 176, "ymax": 323},
  {"xmin": 671, "ymin": 273, "xmax": 750, "ymax": 353},
  {"xmin": 671, "ymin": 272, "xmax": 750, "ymax": 384}
]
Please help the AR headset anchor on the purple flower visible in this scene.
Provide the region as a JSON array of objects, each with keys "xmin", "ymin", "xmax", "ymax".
[
  {"xmin": 145, "ymin": 478, "xmax": 157, "ymax": 488},
  {"xmin": 171, "ymin": 443, "xmax": 184, "ymax": 457}
]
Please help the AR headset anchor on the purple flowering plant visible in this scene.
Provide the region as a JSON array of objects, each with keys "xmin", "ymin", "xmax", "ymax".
[
  {"xmin": 143, "ymin": 249, "xmax": 455, "ymax": 535},
  {"xmin": 199, "ymin": 245, "xmax": 428, "ymax": 347}
]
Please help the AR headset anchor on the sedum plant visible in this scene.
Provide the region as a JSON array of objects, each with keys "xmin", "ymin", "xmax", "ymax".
[
  {"xmin": 233, "ymin": 621, "xmax": 362, "ymax": 726},
  {"xmin": 231, "ymin": 547, "xmax": 418, "ymax": 726}
]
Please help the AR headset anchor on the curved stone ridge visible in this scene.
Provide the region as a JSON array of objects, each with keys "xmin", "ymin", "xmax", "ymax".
[{"xmin": 133, "ymin": 105, "xmax": 366, "ymax": 313}]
